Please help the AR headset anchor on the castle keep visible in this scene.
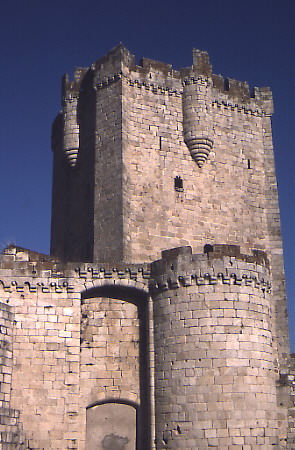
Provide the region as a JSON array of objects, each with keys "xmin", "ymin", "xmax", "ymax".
[{"xmin": 0, "ymin": 45, "xmax": 293, "ymax": 448}]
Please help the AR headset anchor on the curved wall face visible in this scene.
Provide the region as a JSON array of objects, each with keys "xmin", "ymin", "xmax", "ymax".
[
  {"xmin": 63, "ymin": 92, "xmax": 80, "ymax": 167},
  {"xmin": 151, "ymin": 246, "xmax": 284, "ymax": 449},
  {"xmin": 182, "ymin": 77, "xmax": 214, "ymax": 168}
]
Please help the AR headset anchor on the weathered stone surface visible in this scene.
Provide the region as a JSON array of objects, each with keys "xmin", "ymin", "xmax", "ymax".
[{"xmin": 0, "ymin": 45, "xmax": 292, "ymax": 449}]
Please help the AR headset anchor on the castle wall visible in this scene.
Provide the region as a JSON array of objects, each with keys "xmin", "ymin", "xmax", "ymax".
[
  {"xmin": 7, "ymin": 271, "xmax": 81, "ymax": 449},
  {"xmin": 0, "ymin": 244, "xmax": 292, "ymax": 448},
  {"xmin": 51, "ymin": 46, "xmax": 279, "ymax": 268},
  {"xmin": 0, "ymin": 247, "xmax": 151, "ymax": 449},
  {"xmin": 93, "ymin": 81, "xmax": 124, "ymax": 263},
  {"xmin": 287, "ymin": 355, "xmax": 295, "ymax": 447},
  {"xmin": 51, "ymin": 69, "xmax": 96, "ymax": 263},
  {"xmin": 261, "ymin": 108, "xmax": 290, "ymax": 366},
  {"xmin": 0, "ymin": 302, "xmax": 27, "ymax": 448},
  {"xmin": 150, "ymin": 245, "xmax": 288, "ymax": 448},
  {"xmin": 118, "ymin": 49, "xmax": 289, "ymax": 382},
  {"xmin": 122, "ymin": 61, "xmax": 272, "ymax": 264},
  {"xmin": 80, "ymin": 296, "xmax": 140, "ymax": 405},
  {"xmin": 7, "ymin": 46, "xmax": 292, "ymax": 448},
  {"xmin": 51, "ymin": 47, "xmax": 288, "ymax": 366}
]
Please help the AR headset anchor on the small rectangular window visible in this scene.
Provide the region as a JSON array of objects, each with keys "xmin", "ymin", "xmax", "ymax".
[{"xmin": 174, "ymin": 176, "xmax": 183, "ymax": 191}]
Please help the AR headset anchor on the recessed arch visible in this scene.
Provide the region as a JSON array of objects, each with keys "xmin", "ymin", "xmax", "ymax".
[
  {"xmin": 86, "ymin": 397, "xmax": 139, "ymax": 411},
  {"xmin": 81, "ymin": 283, "xmax": 149, "ymax": 307},
  {"xmin": 81, "ymin": 284, "xmax": 151, "ymax": 450}
]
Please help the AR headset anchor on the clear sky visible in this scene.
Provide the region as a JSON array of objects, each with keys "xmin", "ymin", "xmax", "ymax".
[{"xmin": 0, "ymin": 0, "xmax": 294, "ymax": 347}]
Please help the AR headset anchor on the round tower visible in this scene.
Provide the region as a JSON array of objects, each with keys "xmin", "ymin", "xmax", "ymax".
[{"xmin": 150, "ymin": 245, "xmax": 283, "ymax": 448}]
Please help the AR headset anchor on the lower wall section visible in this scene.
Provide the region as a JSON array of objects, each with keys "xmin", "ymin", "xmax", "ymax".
[
  {"xmin": 80, "ymin": 285, "xmax": 151, "ymax": 449},
  {"xmin": 0, "ymin": 255, "xmax": 151, "ymax": 449},
  {"xmin": 151, "ymin": 246, "xmax": 288, "ymax": 448},
  {"xmin": 0, "ymin": 246, "xmax": 292, "ymax": 448},
  {"xmin": 0, "ymin": 407, "xmax": 27, "ymax": 449},
  {"xmin": 0, "ymin": 302, "xmax": 28, "ymax": 448},
  {"xmin": 86, "ymin": 402, "xmax": 137, "ymax": 449}
]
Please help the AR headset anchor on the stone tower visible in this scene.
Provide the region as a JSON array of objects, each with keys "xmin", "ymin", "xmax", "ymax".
[
  {"xmin": 0, "ymin": 45, "xmax": 293, "ymax": 449},
  {"xmin": 51, "ymin": 45, "xmax": 281, "ymax": 267}
]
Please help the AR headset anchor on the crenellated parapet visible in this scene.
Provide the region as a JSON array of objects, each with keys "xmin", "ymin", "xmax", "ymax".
[
  {"xmin": 150, "ymin": 244, "xmax": 271, "ymax": 291},
  {"xmin": 0, "ymin": 245, "xmax": 150, "ymax": 296},
  {"xmin": 52, "ymin": 45, "xmax": 274, "ymax": 172},
  {"xmin": 0, "ymin": 244, "xmax": 272, "ymax": 296}
]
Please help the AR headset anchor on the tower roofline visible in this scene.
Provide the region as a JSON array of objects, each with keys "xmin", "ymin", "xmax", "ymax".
[{"xmin": 60, "ymin": 45, "xmax": 273, "ymax": 110}]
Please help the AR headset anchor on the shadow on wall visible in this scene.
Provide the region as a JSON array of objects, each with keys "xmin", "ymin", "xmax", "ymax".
[{"xmin": 81, "ymin": 285, "xmax": 151, "ymax": 450}]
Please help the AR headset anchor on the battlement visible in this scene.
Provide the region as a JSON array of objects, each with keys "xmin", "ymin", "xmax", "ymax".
[
  {"xmin": 2, "ymin": 245, "xmax": 58, "ymax": 263},
  {"xmin": 62, "ymin": 67, "xmax": 88, "ymax": 98},
  {"xmin": 94, "ymin": 43, "xmax": 135, "ymax": 71},
  {"xmin": 156, "ymin": 244, "xmax": 269, "ymax": 267},
  {"xmin": 139, "ymin": 57, "xmax": 173, "ymax": 75},
  {"xmin": 59, "ymin": 45, "xmax": 273, "ymax": 111},
  {"xmin": 150, "ymin": 245, "xmax": 271, "ymax": 296},
  {"xmin": 192, "ymin": 48, "xmax": 212, "ymax": 75}
]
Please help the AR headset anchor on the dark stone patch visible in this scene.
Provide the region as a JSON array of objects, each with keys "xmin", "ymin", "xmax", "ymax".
[{"xmin": 102, "ymin": 433, "xmax": 129, "ymax": 449}]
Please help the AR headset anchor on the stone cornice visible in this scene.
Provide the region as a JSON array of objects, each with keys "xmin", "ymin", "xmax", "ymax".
[
  {"xmin": 149, "ymin": 270, "xmax": 271, "ymax": 294},
  {"xmin": 0, "ymin": 266, "xmax": 151, "ymax": 294}
]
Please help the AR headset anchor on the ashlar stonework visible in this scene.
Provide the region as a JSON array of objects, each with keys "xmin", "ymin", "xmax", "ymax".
[{"xmin": 0, "ymin": 45, "xmax": 294, "ymax": 449}]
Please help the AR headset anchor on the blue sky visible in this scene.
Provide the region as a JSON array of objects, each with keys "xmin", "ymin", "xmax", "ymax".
[{"xmin": 0, "ymin": 0, "xmax": 294, "ymax": 347}]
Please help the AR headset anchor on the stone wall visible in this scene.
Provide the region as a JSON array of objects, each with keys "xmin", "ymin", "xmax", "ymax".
[
  {"xmin": 50, "ymin": 47, "xmax": 288, "ymax": 372},
  {"xmin": 121, "ymin": 51, "xmax": 275, "ymax": 266},
  {"xmin": 0, "ymin": 243, "xmax": 293, "ymax": 448},
  {"xmin": 51, "ymin": 45, "xmax": 277, "ymax": 266},
  {"xmin": 0, "ymin": 246, "xmax": 151, "ymax": 449},
  {"xmin": 93, "ymin": 79, "xmax": 124, "ymax": 263},
  {"xmin": 286, "ymin": 355, "xmax": 295, "ymax": 447},
  {"xmin": 0, "ymin": 302, "xmax": 27, "ymax": 449},
  {"xmin": 51, "ymin": 68, "xmax": 96, "ymax": 262},
  {"xmin": 2, "ymin": 46, "xmax": 292, "ymax": 448},
  {"xmin": 150, "ymin": 245, "xmax": 287, "ymax": 448}
]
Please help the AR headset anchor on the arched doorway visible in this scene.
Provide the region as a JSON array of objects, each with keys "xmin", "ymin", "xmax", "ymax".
[
  {"xmin": 81, "ymin": 284, "xmax": 151, "ymax": 449},
  {"xmin": 86, "ymin": 400, "xmax": 138, "ymax": 449}
]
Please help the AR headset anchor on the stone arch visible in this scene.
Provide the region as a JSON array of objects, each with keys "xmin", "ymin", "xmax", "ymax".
[
  {"xmin": 81, "ymin": 284, "xmax": 151, "ymax": 450},
  {"xmin": 81, "ymin": 279, "xmax": 149, "ymax": 300}
]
